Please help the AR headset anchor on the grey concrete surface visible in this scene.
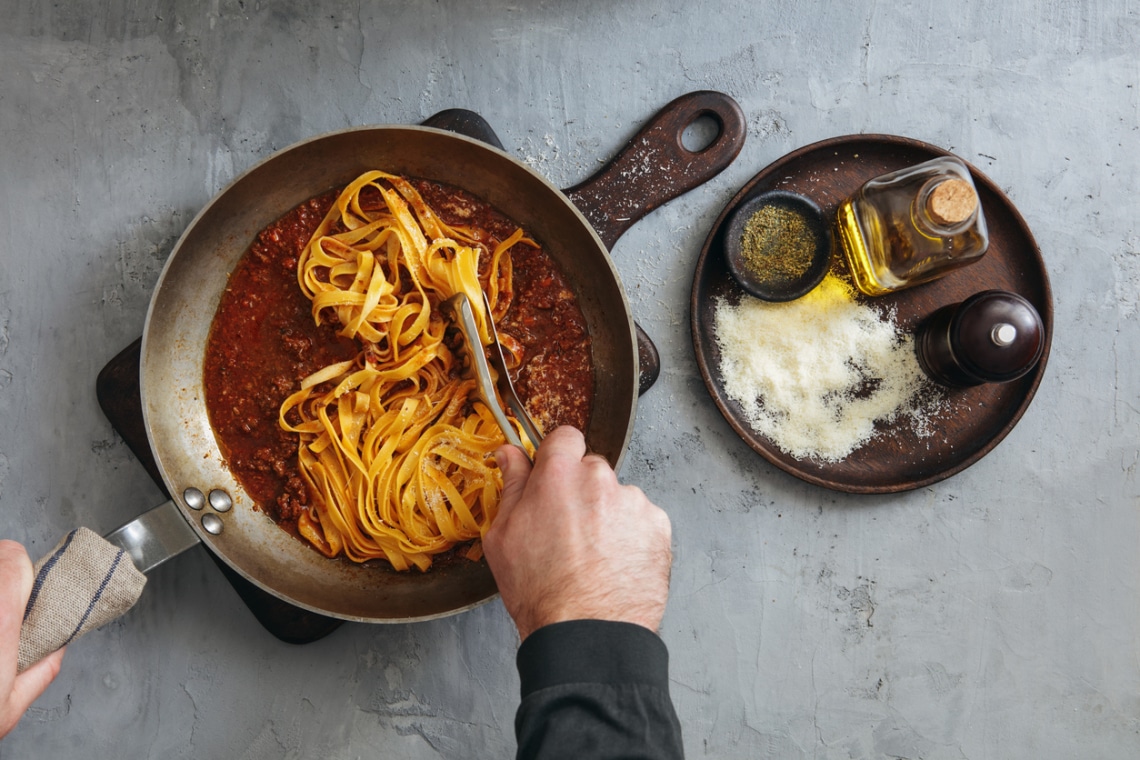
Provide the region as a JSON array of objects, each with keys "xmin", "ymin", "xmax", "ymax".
[{"xmin": 1, "ymin": 1, "xmax": 1137, "ymax": 758}]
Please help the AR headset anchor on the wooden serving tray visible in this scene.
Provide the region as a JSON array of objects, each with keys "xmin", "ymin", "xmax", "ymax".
[{"xmin": 690, "ymin": 135, "xmax": 1053, "ymax": 494}]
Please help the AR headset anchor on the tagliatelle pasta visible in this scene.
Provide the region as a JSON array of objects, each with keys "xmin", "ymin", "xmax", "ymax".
[{"xmin": 279, "ymin": 171, "xmax": 538, "ymax": 571}]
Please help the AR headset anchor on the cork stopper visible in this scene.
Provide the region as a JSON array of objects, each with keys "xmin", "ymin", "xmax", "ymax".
[{"xmin": 926, "ymin": 178, "xmax": 977, "ymax": 226}]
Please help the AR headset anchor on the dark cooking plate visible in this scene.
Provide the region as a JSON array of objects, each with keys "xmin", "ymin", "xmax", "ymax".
[
  {"xmin": 22, "ymin": 97, "xmax": 748, "ymax": 668},
  {"xmin": 133, "ymin": 93, "xmax": 748, "ymax": 623}
]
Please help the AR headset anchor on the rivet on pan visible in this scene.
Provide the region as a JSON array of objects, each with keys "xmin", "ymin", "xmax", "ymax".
[
  {"xmin": 201, "ymin": 513, "xmax": 224, "ymax": 535},
  {"xmin": 208, "ymin": 489, "xmax": 233, "ymax": 512},
  {"xmin": 183, "ymin": 487, "xmax": 206, "ymax": 511}
]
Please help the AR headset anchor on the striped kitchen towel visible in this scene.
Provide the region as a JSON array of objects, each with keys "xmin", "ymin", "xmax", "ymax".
[{"xmin": 18, "ymin": 528, "xmax": 147, "ymax": 672}]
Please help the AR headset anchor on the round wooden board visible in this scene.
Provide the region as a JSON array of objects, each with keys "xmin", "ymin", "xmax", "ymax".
[{"xmin": 690, "ymin": 135, "xmax": 1054, "ymax": 493}]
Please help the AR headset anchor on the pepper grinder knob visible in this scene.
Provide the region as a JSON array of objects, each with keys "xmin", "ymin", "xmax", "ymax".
[
  {"xmin": 916, "ymin": 290, "xmax": 1044, "ymax": 387},
  {"xmin": 991, "ymin": 323, "xmax": 1017, "ymax": 347}
]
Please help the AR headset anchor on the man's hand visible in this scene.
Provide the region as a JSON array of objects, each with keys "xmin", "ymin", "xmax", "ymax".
[
  {"xmin": 483, "ymin": 426, "xmax": 673, "ymax": 641},
  {"xmin": 0, "ymin": 540, "xmax": 65, "ymax": 738}
]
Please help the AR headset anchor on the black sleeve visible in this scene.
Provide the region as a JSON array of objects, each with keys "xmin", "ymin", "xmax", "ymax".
[{"xmin": 514, "ymin": 619, "xmax": 684, "ymax": 760}]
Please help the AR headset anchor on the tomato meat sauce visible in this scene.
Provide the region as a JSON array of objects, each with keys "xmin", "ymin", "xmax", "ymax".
[{"xmin": 203, "ymin": 179, "xmax": 594, "ymax": 540}]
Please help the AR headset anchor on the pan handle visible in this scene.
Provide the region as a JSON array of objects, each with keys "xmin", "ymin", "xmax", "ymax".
[
  {"xmin": 566, "ymin": 91, "xmax": 746, "ymax": 395},
  {"xmin": 17, "ymin": 501, "xmax": 199, "ymax": 672},
  {"xmin": 103, "ymin": 500, "xmax": 202, "ymax": 574},
  {"xmin": 563, "ymin": 90, "xmax": 747, "ymax": 251},
  {"xmin": 424, "ymin": 97, "xmax": 748, "ymax": 242},
  {"xmin": 421, "ymin": 109, "xmax": 505, "ymax": 150}
]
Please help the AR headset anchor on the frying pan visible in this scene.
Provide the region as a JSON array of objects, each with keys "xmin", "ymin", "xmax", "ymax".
[{"xmin": 29, "ymin": 92, "xmax": 746, "ymax": 636}]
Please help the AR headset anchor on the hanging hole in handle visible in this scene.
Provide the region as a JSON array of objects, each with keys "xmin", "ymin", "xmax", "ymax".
[{"xmin": 681, "ymin": 113, "xmax": 723, "ymax": 153}]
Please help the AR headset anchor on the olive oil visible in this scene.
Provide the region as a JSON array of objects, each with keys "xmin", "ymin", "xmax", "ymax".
[{"xmin": 838, "ymin": 156, "xmax": 989, "ymax": 296}]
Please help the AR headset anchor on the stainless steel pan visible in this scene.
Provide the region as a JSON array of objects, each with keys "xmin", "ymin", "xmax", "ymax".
[{"xmin": 70, "ymin": 93, "xmax": 747, "ymax": 624}]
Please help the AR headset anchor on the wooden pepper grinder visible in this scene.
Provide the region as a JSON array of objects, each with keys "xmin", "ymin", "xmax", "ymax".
[
  {"xmin": 916, "ymin": 290, "xmax": 1044, "ymax": 387},
  {"xmin": 837, "ymin": 156, "xmax": 990, "ymax": 297}
]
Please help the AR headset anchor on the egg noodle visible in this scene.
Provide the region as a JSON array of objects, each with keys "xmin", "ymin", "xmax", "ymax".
[{"xmin": 279, "ymin": 171, "xmax": 538, "ymax": 571}]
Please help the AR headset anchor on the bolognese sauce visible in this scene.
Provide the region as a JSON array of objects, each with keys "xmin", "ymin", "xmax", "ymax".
[{"xmin": 203, "ymin": 179, "xmax": 594, "ymax": 541}]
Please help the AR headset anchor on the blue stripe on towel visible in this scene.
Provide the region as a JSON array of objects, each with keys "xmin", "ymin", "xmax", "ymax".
[
  {"xmin": 63, "ymin": 549, "xmax": 125, "ymax": 645},
  {"xmin": 24, "ymin": 529, "xmax": 78, "ymax": 622}
]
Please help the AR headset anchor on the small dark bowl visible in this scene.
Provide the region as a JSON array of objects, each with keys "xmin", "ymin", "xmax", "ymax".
[{"xmin": 723, "ymin": 189, "xmax": 832, "ymax": 302}]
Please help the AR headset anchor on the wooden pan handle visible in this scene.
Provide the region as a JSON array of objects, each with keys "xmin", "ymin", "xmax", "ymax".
[
  {"xmin": 564, "ymin": 90, "xmax": 747, "ymax": 250},
  {"xmin": 564, "ymin": 91, "xmax": 746, "ymax": 394}
]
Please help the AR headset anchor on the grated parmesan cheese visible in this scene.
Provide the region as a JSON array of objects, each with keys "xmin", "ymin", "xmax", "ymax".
[{"xmin": 713, "ymin": 275, "xmax": 941, "ymax": 462}]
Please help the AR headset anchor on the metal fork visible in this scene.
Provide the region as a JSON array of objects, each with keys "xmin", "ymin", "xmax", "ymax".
[{"xmin": 440, "ymin": 292, "xmax": 544, "ymax": 459}]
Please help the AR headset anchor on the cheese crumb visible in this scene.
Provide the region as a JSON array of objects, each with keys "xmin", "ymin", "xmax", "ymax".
[{"xmin": 713, "ymin": 275, "xmax": 941, "ymax": 462}]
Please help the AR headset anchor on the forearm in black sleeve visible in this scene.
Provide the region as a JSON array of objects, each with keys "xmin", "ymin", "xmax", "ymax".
[{"xmin": 514, "ymin": 619, "xmax": 684, "ymax": 760}]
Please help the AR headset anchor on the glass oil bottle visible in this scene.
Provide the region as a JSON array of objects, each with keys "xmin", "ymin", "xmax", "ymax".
[{"xmin": 837, "ymin": 156, "xmax": 989, "ymax": 296}]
